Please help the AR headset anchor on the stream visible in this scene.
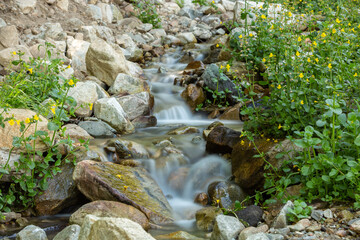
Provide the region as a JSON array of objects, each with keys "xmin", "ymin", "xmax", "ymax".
[{"xmin": 0, "ymin": 46, "xmax": 243, "ymax": 239}]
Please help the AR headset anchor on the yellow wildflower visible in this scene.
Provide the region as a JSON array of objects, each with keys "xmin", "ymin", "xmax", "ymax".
[
  {"xmin": 12, "ymin": 51, "xmax": 16, "ymax": 55},
  {"xmin": 266, "ymin": 138, "xmax": 270, "ymax": 142},
  {"xmin": 8, "ymin": 119, "xmax": 15, "ymax": 126},
  {"xmin": 328, "ymin": 63, "xmax": 332, "ymax": 69},
  {"xmin": 332, "ymin": 29, "xmax": 336, "ymax": 34},
  {"xmin": 269, "ymin": 53, "xmax": 274, "ymax": 58},
  {"xmin": 34, "ymin": 115, "xmax": 39, "ymax": 121},
  {"xmin": 354, "ymin": 73, "xmax": 358, "ymax": 77},
  {"xmin": 249, "ymin": 33, "xmax": 253, "ymax": 37},
  {"xmin": 226, "ymin": 64, "xmax": 230, "ymax": 72},
  {"xmin": 336, "ymin": 18, "xmax": 341, "ymax": 23},
  {"xmin": 270, "ymin": 25, "xmax": 274, "ymax": 30},
  {"xmin": 296, "ymin": 51, "xmax": 300, "ymax": 57},
  {"xmin": 220, "ymin": 65, "xmax": 224, "ymax": 69},
  {"xmin": 262, "ymin": 58, "xmax": 266, "ymax": 63},
  {"xmin": 300, "ymin": 100, "xmax": 304, "ymax": 105},
  {"xmin": 89, "ymin": 103, "xmax": 93, "ymax": 111},
  {"xmin": 299, "ymin": 73, "xmax": 304, "ymax": 78},
  {"xmin": 274, "ymin": 139, "xmax": 278, "ymax": 143},
  {"xmin": 288, "ymin": 11, "xmax": 292, "ymax": 17},
  {"xmin": 124, "ymin": 186, "xmax": 128, "ymax": 191},
  {"xmin": 278, "ymin": 124, "xmax": 282, "ymax": 129},
  {"xmin": 16, "ymin": 120, "xmax": 20, "ymax": 125},
  {"xmin": 28, "ymin": 68, "xmax": 33, "ymax": 74},
  {"xmin": 68, "ymin": 79, "xmax": 75, "ymax": 86},
  {"xmin": 239, "ymin": 35, "xmax": 243, "ymax": 39},
  {"xmin": 51, "ymin": 108, "xmax": 56, "ymax": 114},
  {"xmin": 313, "ymin": 41, "xmax": 317, "ymax": 46},
  {"xmin": 315, "ymin": 58, "xmax": 319, "ymax": 63},
  {"xmin": 216, "ymin": 44, "xmax": 219, "ymax": 47},
  {"xmin": 25, "ymin": 118, "xmax": 30, "ymax": 124},
  {"xmin": 261, "ymin": 15, "xmax": 266, "ymax": 19},
  {"xmin": 298, "ymin": 36, "xmax": 302, "ymax": 42},
  {"xmin": 321, "ymin": 32, "xmax": 326, "ymax": 37},
  {"xmin": 67, "ymin": 65, "xmax": 71, "ymax": 69},
  {"xmin": 277, "ymin": 84, "xmax": 281, "ymax": 89},
  {"xmin": 307, "ymin": 58, "xmax": 311, "ymax": 63},
  {"xmin": 241, "ymin": 140, "xmax": 245, "ymax": 145},
  {"xmin": 116, "ymin": 174, "xmax": 122, "ymax": 178}
]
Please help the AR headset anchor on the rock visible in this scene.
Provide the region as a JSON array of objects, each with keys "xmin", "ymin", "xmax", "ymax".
[
  {"xmin": 53, "ymin": 224, "xmax": 80, "ymax": 240},
  {"xmin": 116, "ymin": 92, "xmax": 152, "ymax": 121},
  {"xmin": 211, "ymin": 215, "xmax": 244, "ymax": 240},
  {"xmin": 0, "ymin": 18, "xmax": 6, "ymax": 28},
  {"xmin": 35, "ymin": 164, "xmax": 80, "ymax": 215},
  {"xmin": 156, "ymin": 231, "xmax": 203, "ymax": 240},
  {"xmin": 98, "ymin": 3, "xmax": 113, "ymax": 23},
  {"xmin": 168, "ymin": 167, "xmax": 189, "ymax": 192},
  {"xmin": 15, "ymin": 0, "xmax": 37, "ymax": 14},
  {"xmin": 56, "ymin": 0, "xmax": 69, "ymax": 11},
  {"xmin": 323, "ymin": 209, "xmax": 333, "ymax": 219},
  {"xmin": 349, "ymin": 219, "xmax": 360, "ymax": 233},
  {"xmin": 0, "ymin": 45, "xmax": 33, "ymax": 68},
  {"xmin": 0, "ymin": 212, "xmax": 21, "ymax": 223},
  {"xmin": 195, "ymin": 206, "xmax": 222, "ymax": 232},
  {"xmin": 69, "ymin": 200, "xmax": 149, "ymax": 230},
  {"xmin": 87, "ymin": 5, "xmax": 102, "ymax": 21},
  {"xmin": 66, "ymin": 39, "xmax": 90, "ymax": 72},
  {"xmin": 43, "ymin": 23, "xmax": 66, "ymax": 41},
  {"xmin": 306, "ymin": 223, "xmax": 321, "ymax": 232},
  {"xmin": 111, "ymin": 139, "xmax": 149, "ymax": 159},
  {"xmin": 219, "ymin": 103, "xmax": 242, "ymax": 120},
  {"xmin": 177, "ymin": 32, "xmax": 197, "ymax": 45},
  {"xmin": 235, "ymin": 205, "xmax": 263, "ymax": 227},
  {"xmin": 63, "ymin": 124, "xmax": 93, "ymax": 142},
  {"xmin": 0, "ymin": 26, "xmax": 19, "ymax": 50},
  {"xmin": 205, "ymin": 126, "xmax": 241, "ymax": 154},
  {"xmin": 207, "ymin": 181, "xmax": 247, "ymax": 209},
  {"xmin": 168, "ymin": 126, "xmax": 199, "ymax": 135},
  {"xmin": 16, "ymin": 225, "xmax": 47, "ymax": 240},
  {"xmin": 335, "ymin": 229, "xmax": 348, "ymax": 237},
  {"xmin": 108, "ymin": 73, "xmax": 149, "ymax": 96},
  {"xmin": 338, "ymin": 210, "xmax": 354, "ymax": 222},
  {"xmin": 238, "ymin": 225, "xmax": 269, "ymax": 240},
  {"xmin": 68, "ymin": 81, "xmax": 107, "ymax": 117},
  {"xmin": 192, "ymin": 24, "xmax": 212, "ymax": 40},
  {"xmin": 288, "ymin": 219, "xmax": 311, "ymax": 232},
  {"xmin": 194, "ymin": 192, "xmax": 209, "ymax": 206},
  {"xmin": 243, "ymin": 233, "xmax": 270, "ymax": 240},
  {"xmin": 78, "ymin": 215, "xmax": 156, "ymax": 240},
  {"xmin": 78, "ymin": 121, "xmax": 117, "ymax": 138},
  {"xmin": 181, "ymin": 84, "xmax": 206, "ymax": 111},
  {"xmin": 30, "ymin": 41, "xmax": 66, "ymax": 60},
  {"xmin": 73, "ymin": 160, "xmax": 173, "ymax": 224},
  {"xmin": 86, "ymin": 38, "xmax": 130, "ymax": 87},
  {"xmin": 94, "ymin": 97, "xmax": 134, "ymax": 134},
  {"xmin": 132, "ymin": 116, "xmax": 157, "ymax": 128},
  {"xmin": 311, "ymin": 209, "xmax": 323, "ymax": 221},
  {"xmin": 272, "ymin": 201, "xmax": 294, "ymax": 229}
]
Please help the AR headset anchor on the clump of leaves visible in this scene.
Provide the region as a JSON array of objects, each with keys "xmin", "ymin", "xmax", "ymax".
[{"xmin": 287, "ymin": 200, "xmax": 312, "ymax": 223}]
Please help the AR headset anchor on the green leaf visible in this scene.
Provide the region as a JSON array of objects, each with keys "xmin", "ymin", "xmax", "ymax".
[
  {"xmin": 301, "ymin": 166, "xmax": 310, "ymax": 176},
  {"xmin": 47, "ymin": 122, "xmax": 59, "ymax": 131},
  {"xmin": 329, "ymin": 169, "xmax": 337, "ymax": 177},
  {"xmin": 354, "ymin": 134, "xmax": 360, "ymax": 146}
]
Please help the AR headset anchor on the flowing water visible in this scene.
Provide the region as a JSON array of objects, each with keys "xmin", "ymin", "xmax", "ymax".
[{"xmin": 0, "ymin": 46, "xmax": 243, "ymax": 239}]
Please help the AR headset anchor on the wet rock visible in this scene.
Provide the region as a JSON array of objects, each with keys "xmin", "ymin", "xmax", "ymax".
[
  {"xmin": 288, "ymin": 219, "xmax": 311, "ymax": 232},
  {"xmin": 211, "ymin": 215, "xmax": 244, "ymax": 240},
  {"xmin": 114, "ymin": 140, "xmax": 133, "ymax": 160},
  {"xmin": 63, "ymin": 124, "xmax": 93, "ymax": 143},
  {"xmin": 272, "ymin": 201, "xmax": 294, "ymax": 229},
  {"xmin": 15, "ymin": 0, "xmax": 37, "ymax": 14},
  {"xmin": 0, "ymin": 45, "xmax": 33, "ymax": 68},
  {"xmin": 203, "ymin": 121, "xmax": 224, "ymax": 139},
  {"xmin": 132, "ymin": 116, "xmax": 157, "ymax": 128},
  {"xmin": 112, "ymin": 139, "xmax": 149, "ymax": 159},
  {"xmin": 185, "ymin": 61, "xmax": 206, "ymax": 71},
  {"xmin": 238, "ymin": 225, "xmax": 269, "ymax": 240},
  {"xmin": 35, "ymin": 164, "xmax": 80, "ymax": 215},
  {"xmin": 116, "ymin": 92, "xmax": 152, "ymax": 121},
  {"xmin": 181, "ymin": 84, "xmax": 206, "ymax": 111},
  {"xmin": 207, "ymin": 181, "xmax": 247, "ymax": 209},
  {"xmin": 266, "ymin": 233, "xmax": 284, "ymax": 240},
  {"xmin": 94, "ymin": 97, "xmax": 134, "ymax": 134},
  {"xmin": 219, "ymin": 103, "xmax": 242, "ymax": 120},
  {"xmin": 73, "ymin": 160, "xmax": 173, "ymax": 224},
  {"xmin": 78, "ymin": 120, "xmax": 117, "ymax": 138},
  {"xmin": 86, "ymin": 38, "xmax": 130, "ymax": 87},
  {"xmin": 66, "ymin": 39, "xmax": 90, "ymax": 73},
  {"xmin": 194, "ymin": 192, "xmax": 209, "ymax": 206},
  {"xmin": 108, "ymin": 73, "xmax": 149, "ymax": 96},
  {"xmin": 195, "ymin": 206, "xmax": 222, "ymax": 232},
  {"xmin": 205, "ymin": 125, "xmax": 241, "ymax": 154},
  {"xmin": 53, "ymin": 224, "xmax": 80, "ymax": 240},
  {"xmin": 156, "ymin": 231, "xmax": 203, "ymax": 240},
  {"xmin": 0, "ymin": 26, "xmax": 19, "ymax": 50},
  {"xmin": 168, "ymin": 167, "xmax": 189, "ymax": 191},
  {"xmin": 78, "ymin": 215, "xmax": 155, "ymax": 240},
  {"xmin": 16, "ymin": 225, "xmax": 47, "ymax": 240},
  {"xmin": 70, "ymin": 200, "xmax": 149, "ymax": 230},
  {"xmin": 168, "ymin": 126, "xmax": 200, "ymax": 135},
  {"xmin": 235, "ymin": 205, "xmax": 263, "ymax": 227}
]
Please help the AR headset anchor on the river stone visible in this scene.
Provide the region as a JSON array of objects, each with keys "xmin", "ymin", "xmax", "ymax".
[
  {"xmin": 53, "ymin": 224, "xmax": 80, "ymax": 240},
  {"xmin": 156, "ymin": 231, "xmax": 204, "ymax": 240},
  {"xmin": 211, "ymin": 215, "xmax": 245, "ymax": 240},
  {"xmin": 73, "ymin": 160, "xmax": 173, "ymax": 224},
  {"xmin": 238, "ymin": 225, "xmax": 269, "ymax": 240},
  {"xmin": 177, "ymin": 32, "xmax": 197, "ymax": 45},
  {"xmin": 116, "ymin": 92, "xmax": 152, "ymax": 120},
  {"xmin": 168, "ymin": 126, "xmax": 200, "ymax": 135},
  {"xmin": 131, "ymin": 115, "xmax": 157, "ymax": 128},
  {"xmin": 35, "ymin": 164, "xmax": 80, "ymax": 215},
  {"xmin": 63, "ymin": 124, "xmax": 93, "ymax": 143},
  {"xmin": 181, "ymin": 84, "xmax": 206, "ymax": 111},
  {"xmin": 235, "ymin": 205, "xmax": 263, "ymax": 227},
  {"xmin": 69, "ymin": 200, "xmax": 149, "ymax": 230},
  {"xmin": 86, "ymin": 38, "xmax": 130, "ymax": 86},
  {"xmin": 94, "ymin": 97, "xmax": 134, "ymax": 134},
  {"xmin": 195, "ymin": 207, "xmax": 223, "ymax": 232},
  {"xmin": 207, "ymin": 181, "xmax": 247, "ymax": 209},
  {"xmin": 0, "ymin": 45, "xmax": 33, "ymax": 68},
  {"xmin": 78, "ymin": 121, "xmax": 116, "ymax": 138},
  {"xmin": 201, "ymin": 64, "xmax": 238, "ymax": 96},
  {"xmin": 205, "ymin": 125, "xmax": 241, "ymax": 154},
  {"xmin": 194, "ymin": 192, "xmax": 209, "ymax": 206},
  {"xmin": 79, "ymin": 215, "xmax": 155, "ymax": 240},
  {"xmin": 0, "ymin": 26, "xmax": 19, "ymax": 50},
  {"xmin": 108, "ymin": 73, "xmax": 149, "ymax": 96},
  {"xmin": 110, "ymin": 139, "xmax": 149, "ymax": 159},
  {"xmin": 243, "ymin": 233, "xmax": 270, "ymax": 240},
  {"xmin": 272, "ymin": 201, "xmax": 294, "ymax": 229},
  {"xmin": 15, "ymin": 0, "xmax": 37, "ymax": 14},
  {"xmin": 16, "ymin": 225, "xmax": 47, "ymax": 240}
]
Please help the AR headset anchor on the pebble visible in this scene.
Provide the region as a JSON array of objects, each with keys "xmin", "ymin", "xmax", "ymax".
[
  {"xmin": 311, "ymin": 209, "xmax": 324, "ymax": 221},
  {"xmin": 323, "ymin": 209, "xmax": 333, "ymax": 219},
  {"xmin": 335, "ymin": 229, "xmax": 347, "ymax": 237}
]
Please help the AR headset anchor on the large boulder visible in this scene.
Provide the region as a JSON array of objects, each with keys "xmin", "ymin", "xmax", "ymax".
[
  {"xmin": 78, "ymin": 120, "xmax": 117, "ymax": 138},
  {"xmin": 73, "ymin": 160, "xmax": 173, "ymax": 224},
  {"xmin": 108, "ymin": 73, "xmax": 149, "ymax": 96},
  {"xmin": 94, "ymin": 97, "xmax": 134, "ymax": 134},
  {"xmin": 116, "ymin": 92, "xmax": 152, "ymax": 120},
  {"xmin": 62, "ymin": 124, "xmax": 93, "ymax": 143},
  {"xmin": 78, "ymin": 215, "xmax": 156, "ymax": 240},
  {"xmin": 66, "ymin": 39, "xmax": 90, "ymax": 72},
  {"xmin": 86, "ymin": 38, "xmax": 130, "ymax": 86},
  {"xmin": 0, "ymin": 26, "xmax": 19, "ymax": 50},
  {"xmin": 53, "ymin": 224, "xmax": 80, "ymax": 240},
  {"xmin": 70, "ymin": 200, "xmax": 149, "ymax": 230},
  {"xmin": 205, "ymin": 125, "xmax": 241, "ymax": 154},
  {"xmin": 211, "ymin": 215, "xmax": 245, "ymax": 240},
  {"xmin": 35, "ymin": 164, "xmax": 81, "ymax": 215},
  {"xmin": 0, "ymin": 45, "xmax": 33, "ymax": 68},
  {"xmin": 195, "ymin": 207, "xmax": 223, "ymax": 232}
]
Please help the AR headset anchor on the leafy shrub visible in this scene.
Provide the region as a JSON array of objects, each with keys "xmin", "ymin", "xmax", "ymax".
[{"xmin": 134, "ymin": 0, "xmax": 162, "ymax": 29}]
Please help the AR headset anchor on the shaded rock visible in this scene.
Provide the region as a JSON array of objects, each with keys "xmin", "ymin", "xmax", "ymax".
[
  {"xmin": 194, "ymin": 192, "xmax": 209, "ymax": 206},
  {"xmin": 338, "ymin": 209, "xmax": 354, "ymax": 222},
  {"xmin": 16, "ymin": 225, "xmax": 47, "ymax": 240},
  {"xmin": 168, "ymin": 126, "xmax": 199, "ymax": 135},
  {"xmin": 78, "ymin": 120, "xmax": 117, "ymax": 138},
  {"xmin": 211, "ymin": 215, "xmax": 244, "ymax": 240},
  {"xmin": 86, "ymin": 38, "xmax": 130, "ymax": 87},
  {"xmin": 0, "ymin": 212, "xmax": 21, "ymax": 223},
  {"xmin": 53, "ymin": 224, "xmax": 80, "ymax": 240},
  {"xmin": 184, "ymin": 61, "xmax": 206, "ymax": 71},
  {"xmin": 272, "ymin": 201, "xmax": 294, "ymax": 229},
  {"xmin": 0, "ymin": 45, "xmax": 33, "ymax": 68},
  {"xmin": 73, "ymin": 160, "xmax": 173, "ymax": 224},
  {"xmin": 63, "ymin": 124, "xmax": 93, "ymax": 143},
  {"xmin": 349, "ymin": 218, "xmax": 360, "ymax": 233},
  {"xmin": 132, "ymin": 116, "xmax": 157, "ymax": 128},
  {"xmin": 116, "ymin": 92, "xmax": 152, "ymax": 120},
  {"xmin": 323, "ymin": 209, "xmax": 333, "ymax": 219},
  {"xmin": 195, "ymin": 206, "xmax": 222, "ymax": 232},
  {"xmin": 177, "ymin": 32, "xmax": 197, "ymax": 45},
  {"xmin": 108, "ymin": 73, "xmax": 149, "ymax": 95},
  {"xmin": 205, "ymin": 125, "xmax": 241, "ymax": 154},
  {"xmin": 203, "ymin": 121, "xmax": 224, "ymax": 139},
  {"xmin": 43, "ymin": 23, "xmax": 66, "ymax": 41},
  {"xmin": 69, "ymin": 200, "xmax": 149, "ymax": 230},
  {"xmin": 94, "ymin": 97, "xmax": 134, "ymax": 134},
  {"xmin": 156, "ymin": 231, "xmax": 203, "ymax": 240},
  {"xmin": 0, "ymin": 26, "xmax": 19, "ymax": 50},
  {"xmin": 235, "ymin": 205, "xmax": 263, "ymax": 227},
  {"xmin": 78, "ymin": 215, "xmax": 155, "ymax": 240},
  {"xmin": 35, "ymin": 164, "xmax": 80, "ymax": 215},
  {"xmin": 207, "ymin": 181, "xmax": 247, "ymax": 209},
  {"xmin": 181, "ymin": 84, "xmax": 206, "ymax": 111}
]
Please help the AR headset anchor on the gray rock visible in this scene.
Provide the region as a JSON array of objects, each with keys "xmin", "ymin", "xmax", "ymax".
[
  {"xmin": 179, "ymin": 7, "xmax": 203, "ymax": 19},
  {"xmin": 78, "ymin": 121, "xmax": 116, "ymax": 138},
  {"xmin": 56, "ymin": 0, "xmax": 69, "ymax": 11},
  {"xmin": 66, "ymin": 39, "xmax": 90, "ymax": 72},
  {"xmin": 108, "ymin": 73, "xmax": 148, "ymax": 95},
  {"xmin": 0, "ymin": 18, "xmax": 6, "ymax": 28},
  {"xmin": 44, "ymin": 23, "xmax": 66, "ymax": 41},
  {"xmin": 266, "ymin": 234, "xmax": 284, "ymax": 240},
  {"xmin": 87, "ymin": 4, "xmax": 102, "ymax": 21},
  {"xmin": 272, "ymin": 201, "xmax": 294, "ymax": 229},
  {"xmin": 311, "ymin": 209, "xmax": 324, "ymax": 221},
  {"xmin": 235, "ymin": 205, "xmax": 263, "ymax": 227},
  {"xmin": 110, "ymin": 4, "xmax": 123, "ymax": 23},
  {"xmin": 16, "ymin": 225, "xmax": 47, "ymax": 240},
  {"xmin": 94, "ymin": 97, "xmax": 134, "ymax": 134},
  {"xmin": 288, "ymin": 219, "xmax": 311, "ymax": 232},
  {"xmin": 177, "ymin": 32, "xmax": 197, "ymax": 45},
  {"xmin": 211, "ymin": 215, "xmax": 244, "ymax": 240},
  {"xmin": 97, "ymin": 3, "xmax": 112, "ymax": 23},
  {"xmin": 0, "ymin": 26, "xmax": 19, "ymax": 50},
  {"xmin": 323, "ymin": 209, "xmax": 333, "ymax": 219},
  {"xmin": 244, "ymin": 233, "xmax": 270, "ymax": 240},
  {"xmin": 15, "ymin": 0, "xmax": 37, "ymax": 14},
  {"xmin": 53, "ymin": 224, "xmax": 80, "ymax": 240},
  {"xmin": 207, "ymin": 181, "xmax": 247, "ymax": 210},
  {"xmin": 116, "ymin": 92, "xmax": 152, "ymax": 121},
  {"xmin": 349, "ymin": 218, "xmax": 360, "ymax": 233},
  {"xmin": 0, "ymin": 212, "xmax": 21, "ymax": 223},
  {"xmin": 239, "ymin": 225, "xmax": 269, "ymax": 240},
  {"xmin": 0, "ymin": 45, "xmax": 33, "ymax": 67}
]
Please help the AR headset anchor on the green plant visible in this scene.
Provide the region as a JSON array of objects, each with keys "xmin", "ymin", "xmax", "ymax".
[
  {"xmin": 287, "ymin": 200, "xmax": 312, "ymax": 223},
  {"xmin": 175, "ymin": 0, "xmax": 184, "ymax": 8},
  {"xmin": 0, "ymin": 45, "xmax": 88, "ymax": 213},
  {"xmin": 134, "ymin": 0, "xmax": 162, "ymax": 29}
]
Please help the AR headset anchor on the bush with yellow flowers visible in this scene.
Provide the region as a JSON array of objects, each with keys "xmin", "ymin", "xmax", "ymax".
[
  {"xmin": 0, "ymin": 43, "xmax": 88, "ymax": 213},
  {"xmin": 222, "ymin": 0, "xmax": 360, "ymax": 208}
]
